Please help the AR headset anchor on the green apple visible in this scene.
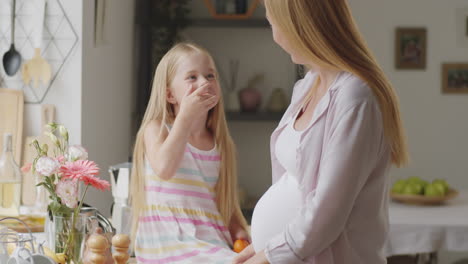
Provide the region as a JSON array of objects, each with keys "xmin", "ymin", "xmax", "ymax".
[
  {"xmin": 412, "ymin": 183, "xmax": 424, "ymax": 195},
  {"xmin": 407, "ymin": 176, "xmax": 422, "ymax": 185},
  {"xmin": 431, "ymin": 182, "xmax": 447, "ymax": 196},
  {"xmin": 402, "ymin": 184, "xmax": 420, "ymax": 195},
  {"xmin": 392, "ymin": 179, "xmax": 407, "ymax": 194},
  {"xmin": 420, "ymin": 180, "xmax": 429, "ymax": 188},
  {"xmin": 424, "ymin": 183, "xmax": 445, "ymax": 197},
  {"xmin": 432, "ymin": 179, "xmax": 449, "ymax": 192}
]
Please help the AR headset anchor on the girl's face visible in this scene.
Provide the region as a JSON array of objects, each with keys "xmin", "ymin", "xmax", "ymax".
[{"xmin": 168, "ymin": 52, "xmax": 220, "ymax": 108}]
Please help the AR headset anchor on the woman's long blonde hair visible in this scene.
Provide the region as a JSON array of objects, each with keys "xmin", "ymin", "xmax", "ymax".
[
  {"xmin": 265, "ymin": 0, "xmax": 409, "ymax": 167},
  {"xmin": 130, "ymin": 43, "xmax": 247, "ymax": 242}
]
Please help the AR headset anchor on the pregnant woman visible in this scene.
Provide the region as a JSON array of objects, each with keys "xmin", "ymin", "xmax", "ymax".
[{"xmin": 233, "ymin": 1, "xmax": 409, "ymax": 264}]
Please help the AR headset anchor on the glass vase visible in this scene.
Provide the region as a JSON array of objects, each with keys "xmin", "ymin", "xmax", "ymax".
[{"xmin": 47, "ymin": 214, "xmax": 87, "ymax": 264}]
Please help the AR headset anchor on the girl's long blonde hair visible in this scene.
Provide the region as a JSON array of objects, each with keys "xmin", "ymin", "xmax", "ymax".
[
  {"xmin": 265, "ymin": 0, "xmax": 409, "ymax": 167},
  {"xmin": 130, "ymin": 43, "xmax": 247, "ymax": 242}
]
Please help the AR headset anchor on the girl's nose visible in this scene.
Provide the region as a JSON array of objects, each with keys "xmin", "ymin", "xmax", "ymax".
[{"xmin": 199, "ymin": 77, "xmax": 211, "ymax": 87}]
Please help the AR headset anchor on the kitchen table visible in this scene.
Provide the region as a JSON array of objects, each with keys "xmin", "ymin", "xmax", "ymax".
[{"xmin": 385, "ymin": 190, "xmax": 468, "ymax": 263}]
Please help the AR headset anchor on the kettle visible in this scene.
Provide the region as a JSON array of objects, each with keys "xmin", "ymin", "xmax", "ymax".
[{"xmin": 80, "ymin": 207, "xmax": 115, "ymax": 236}]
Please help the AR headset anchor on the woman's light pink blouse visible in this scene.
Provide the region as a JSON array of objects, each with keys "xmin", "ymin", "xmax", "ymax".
[{"xmin": 264, "ymin": 71, "xmax": 392, "ymax": 264}]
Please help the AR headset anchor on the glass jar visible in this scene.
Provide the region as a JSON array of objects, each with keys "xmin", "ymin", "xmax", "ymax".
[{"xmin": 0, "ymin": 133, "xmax": 22, "ymax": 216}]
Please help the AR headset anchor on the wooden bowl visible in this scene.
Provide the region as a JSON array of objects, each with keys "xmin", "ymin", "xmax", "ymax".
[{"xmin": 390, "ymin": 188, "xmax": 459, "ymax": 205}]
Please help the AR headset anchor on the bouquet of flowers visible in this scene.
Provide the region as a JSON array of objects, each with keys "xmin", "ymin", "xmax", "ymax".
[{"xmin": 23, "ymin": 123, "xmax": 110, "ymax": 264}]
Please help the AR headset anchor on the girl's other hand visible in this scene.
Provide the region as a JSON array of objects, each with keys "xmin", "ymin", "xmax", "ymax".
[{"xmin": 233, "ymin": 228, "xmax": 250, "ymax": 243}]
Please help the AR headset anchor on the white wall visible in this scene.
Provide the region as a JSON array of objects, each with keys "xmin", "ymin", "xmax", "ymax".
[
  {"xmin": 21, "ymin": 0, "xmax": 83, "ymax": 145},
  {"xmin": 81, "ymin": 0, "xmax": 135, "ymax": 216},
  {"xmin": 0, "ymin": 0, "xmax": 83, "ymax": 143},
  {"xmin": 348, "ymin": 0, "xmax": 468, "ymax": 189}
]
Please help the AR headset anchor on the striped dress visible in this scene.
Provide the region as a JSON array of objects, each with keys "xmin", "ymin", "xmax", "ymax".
[{"xmin": 135, "ymin": 140, "xmax": 236, "ymax": 264}]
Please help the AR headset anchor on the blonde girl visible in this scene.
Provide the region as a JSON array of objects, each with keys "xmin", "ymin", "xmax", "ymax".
[
  {"xmin": 234, "ymin": 1, "xmax": 409, "ymax": 264},
  {"xmin": 131, "ymin": 42, "xmax": 249, "ymax": 263}
]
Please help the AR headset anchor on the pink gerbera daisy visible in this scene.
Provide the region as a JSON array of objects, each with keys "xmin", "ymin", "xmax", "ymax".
[
  {"xmin": 60, "ymin": 160, "xmax": 99, "ymax": 180},
  {"xmin": 80, "ymin": 175, "xmax": 110, "ymax": 191},
  {"xmin": 56, "ymin": 155, "xmax": 65, "ymax": 164}
]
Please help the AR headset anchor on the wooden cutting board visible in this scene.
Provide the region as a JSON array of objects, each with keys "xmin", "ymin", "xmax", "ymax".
[
  {"xmin": 0, "ymin": 88, "xmax": 24, "ymax": 164},
  {"xmin": 21, "ymin": 104, "xmax": 55, "ymax": 206},
  {"xmin": 0, "ymin": 215, "xmax": 45, "ymax": 232}
]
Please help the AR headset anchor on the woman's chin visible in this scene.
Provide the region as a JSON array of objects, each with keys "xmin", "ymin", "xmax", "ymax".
[{"xmin": 291, "ymin": 56, "xmax": 307, "ymax": 65}]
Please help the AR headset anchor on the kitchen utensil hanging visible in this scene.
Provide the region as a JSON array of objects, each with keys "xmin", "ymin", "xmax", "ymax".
[
  {"xmin": 21, "ymin": 0, "xmax": 51, "ymax": 88},
  {"xmin": 2, "ymin": 0, "xmax": 22, "ymax": 76},
  {"xmin": 0, "ymin": 0, "xmax": 79, "ymax": 104}
]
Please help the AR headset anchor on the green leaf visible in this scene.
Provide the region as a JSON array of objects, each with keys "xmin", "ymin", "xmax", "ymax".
[
  {"xmin": 44, "ymin": 177, "xmax": 50, "ymax": 185},
  {"xmin": 48, "ymin": 200, "xmax": 62, "ymax": 216}
]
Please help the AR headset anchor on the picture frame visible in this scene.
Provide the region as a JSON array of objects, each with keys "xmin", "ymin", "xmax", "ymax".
[
  {"xmin": 466, "ymin": 15, "xmax": 468, "ymax": 37},
  {"xmin": 456, "ymin": 8, "xmax": 468, "ymax": 47},
  {"xmin": 395, "ymin": 27, "xmax": 427, "ymax": 70},
  {"xmin": 442, "ymin": 63, "xmax": 468, "ymax": 94}
]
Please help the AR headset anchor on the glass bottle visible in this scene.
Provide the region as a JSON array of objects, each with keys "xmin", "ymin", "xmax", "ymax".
[
  {"xmin": 0, "ymin": 133, "xmax": 22, "ymax": 216},
  {"xmin": 225, "ymin": 0, "xmax": 236, "ymax": 14}
]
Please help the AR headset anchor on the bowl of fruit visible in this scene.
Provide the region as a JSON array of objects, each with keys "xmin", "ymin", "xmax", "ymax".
[{"xmin": 390, "ymin": 177, "xmax": 458, "ymax": 205}]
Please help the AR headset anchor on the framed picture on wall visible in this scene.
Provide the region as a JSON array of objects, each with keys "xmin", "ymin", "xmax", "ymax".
[
  {"xmin": 442, "ymin": 63, "xmax": 468, "ymax": 94},
  {"xmin": 466, "ymin": 16, "xmax": 468, "ymax": 36},
  {"xmin": 395, "ymin": 27, "xmax": 427, "ymax": 70},
  {"xmin": 456, "ymin": 8, "xmax": 468, "ymax": 47}
]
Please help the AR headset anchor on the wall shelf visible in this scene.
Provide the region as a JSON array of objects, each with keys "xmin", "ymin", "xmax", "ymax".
[
  {"xmin": 191, "ymin": 18, "xmax": 269, "ymax": 28},
  {"xmin": 226, "ymin": 111, "xmax": 283, "ymax": 122},
  {"xmin": 203, "ymin": 0, "xmax": 261, "ymax": 20}
]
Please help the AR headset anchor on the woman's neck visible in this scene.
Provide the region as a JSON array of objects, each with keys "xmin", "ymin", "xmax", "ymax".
[
  {"xmin": 299, "ymin": 67, "xmax": 341, "ymax": 112},
  {"xmin": 316, "ymin": 68, "xmax": 341, "ymax": 93}
]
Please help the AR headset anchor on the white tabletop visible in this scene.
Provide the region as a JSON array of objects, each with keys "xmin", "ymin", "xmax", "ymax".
[{"xmin": 385, "ymin": 190, "xmax": 468, "ymax": 256}]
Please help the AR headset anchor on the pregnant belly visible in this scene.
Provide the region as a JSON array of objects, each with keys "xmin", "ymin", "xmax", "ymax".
[{"xmin": 250, "ymin": 174, "xmax": 302, "ymax": 252}]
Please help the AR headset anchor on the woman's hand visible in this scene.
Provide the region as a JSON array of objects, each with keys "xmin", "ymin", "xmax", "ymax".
[
  {"xmin": 232, "ymin": 247, "xmax": 269, "ymax": 264},
  {"xmin": 232, "ymin": 244, "xmax": 255, "ymax": 264},
  {"xmin": 244, "ymin": 251, "xmax": 269, "ymax": 264}
]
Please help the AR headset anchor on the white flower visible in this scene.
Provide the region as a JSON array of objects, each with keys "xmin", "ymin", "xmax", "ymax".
[
  {"xmin": 46, "ymin": 123, "xmax": 57, "ymax": 131},
  {"xmin": 68, "ymin": 145, "xmax": 88, "ymax": 161},
  {"xmin": 45, "ymin": 132, "xmax": 59, "ymax": 145},
  {"xmin": 35, "ymin": 156, "xmax": 60, "ymax": 176},
  {"xmin": 58, "ymin": 125, "xmax": 69, "ymax": 141},
  {"xmin": 56, "ymin": 180, "xmax": 78, "ymax": 208}
]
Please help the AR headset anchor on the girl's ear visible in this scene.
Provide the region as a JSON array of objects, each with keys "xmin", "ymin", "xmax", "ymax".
[{"xmin": 166, "ymin": 88, "xmax": 177, "ymax": 104}]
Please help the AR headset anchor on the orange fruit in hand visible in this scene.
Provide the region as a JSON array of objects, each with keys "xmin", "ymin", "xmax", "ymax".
[{"xmin": 233, "ymin": 239, "xmax": 250, "ymax": 253}]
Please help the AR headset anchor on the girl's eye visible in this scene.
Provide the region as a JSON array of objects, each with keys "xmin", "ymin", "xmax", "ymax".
[
  {"xmin": 188, "ymin": 75, "xmax": 197, "ymax": 81},
  {"xmin": 207, "ymin": 74, "xmax": 215, "ymax": 79}
]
